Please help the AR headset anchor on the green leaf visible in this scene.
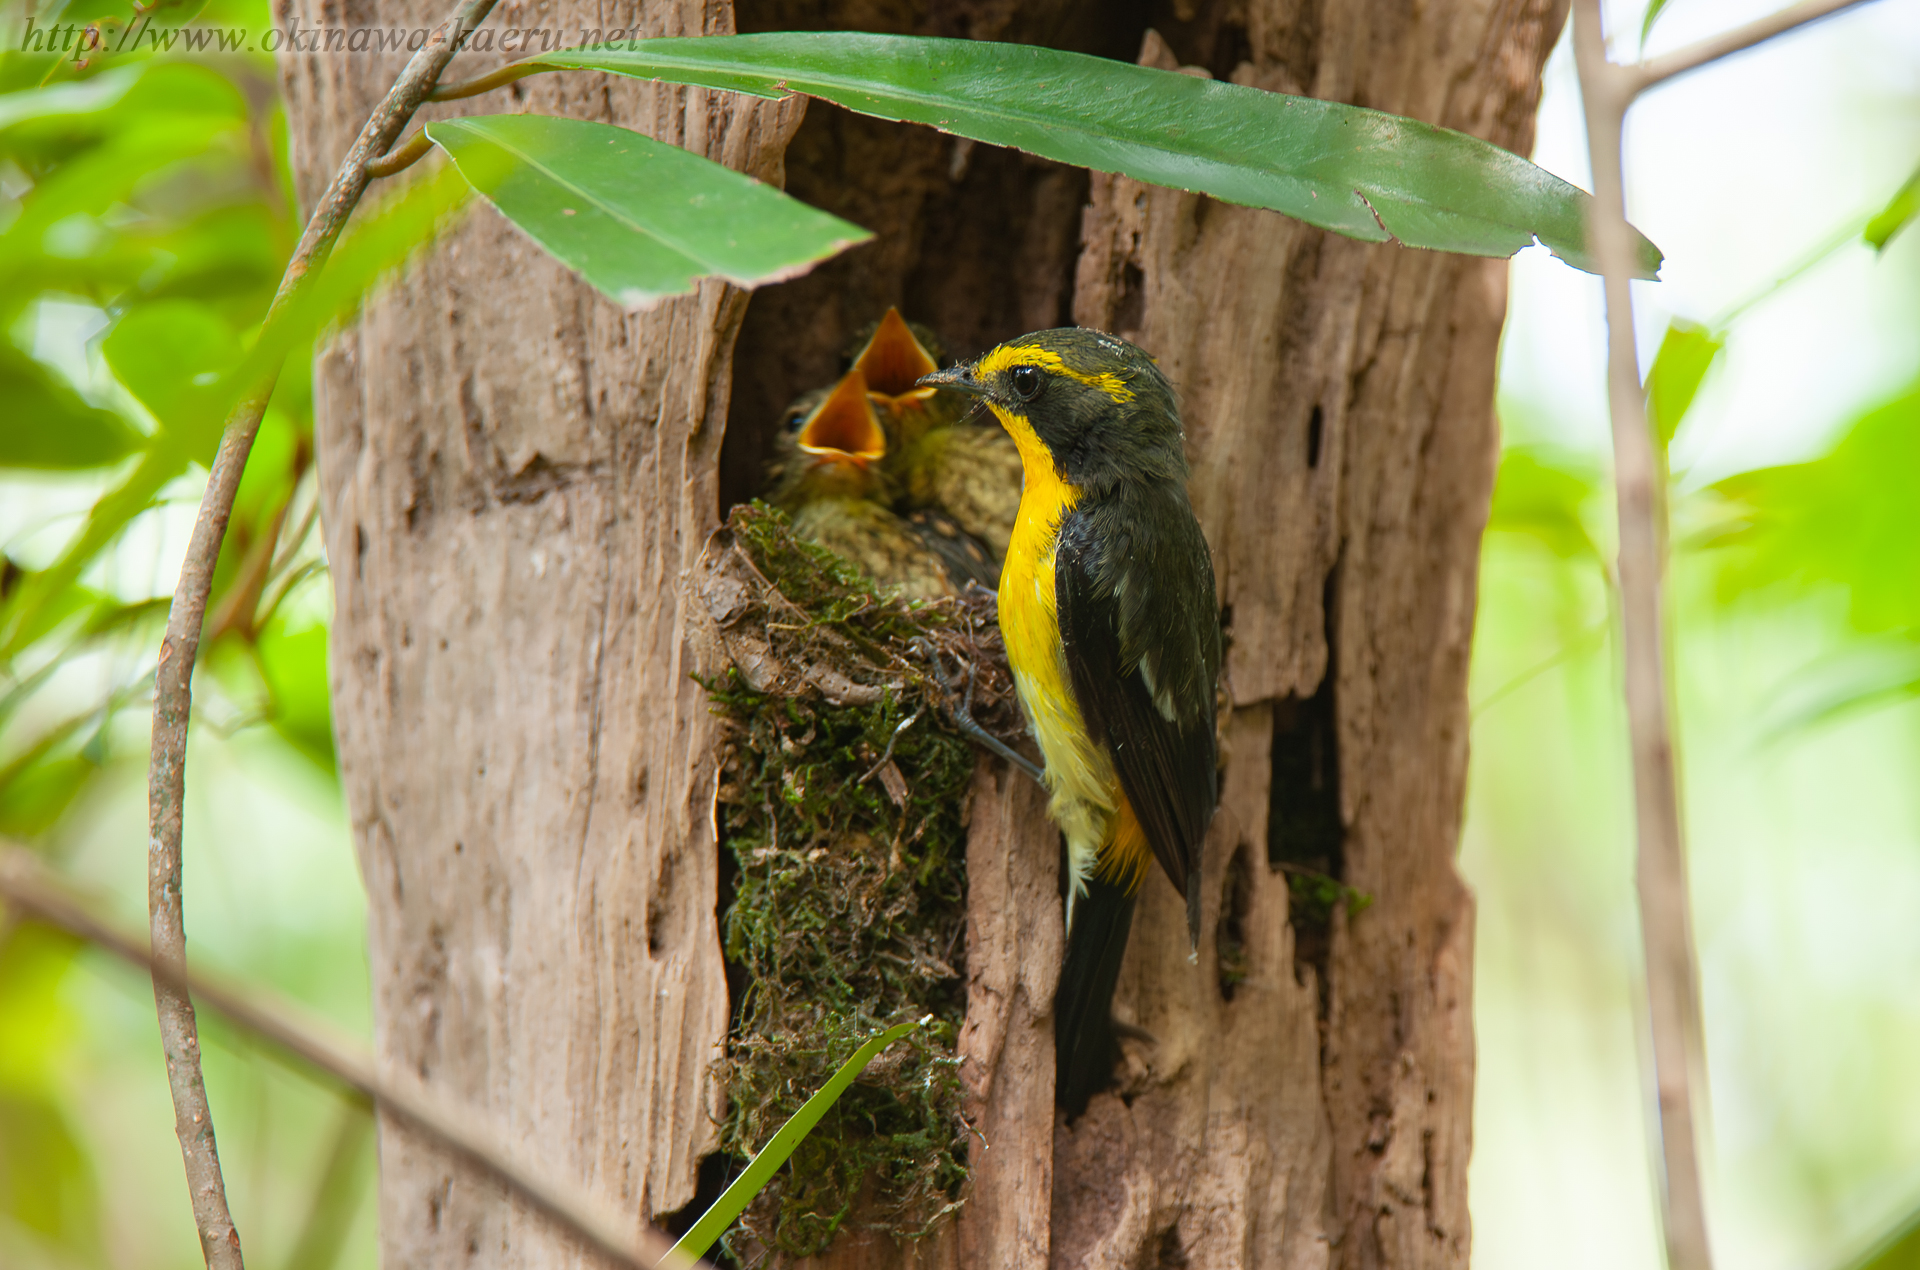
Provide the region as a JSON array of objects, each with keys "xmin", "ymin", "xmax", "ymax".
[
  {"xmin": 0, "ymin": 164, "xmax": 465, "ymax": 660},
  {"xmin": 669, "ymin": 1018, "xmax": 922, "ymax": 1264},
  {"xmin": 529, "ymin": 33, "xmax": 1662, "ymax": 277},
  {"xmin": 0, "ymin": 61, "xmax": 241, "ymax": 150},
  {"xmin": 101, "ymin": 298, "xmax": 242, "ymax": 463},
  {"xmin": 0, "ymin": 754, "xmax": 99, "ymax": 839},
  {"xmin": 256, "ymin": 619, "xmax": 335, "ymax": 774},
  {"xmin": 425, "ymin": 114, "xmax": 871, "ymax": 308},
  {"xmin": 0, "ymin": 921, "xmax": 85, "ymax": 1091},
  {"xmin": 1640, "ymin": 0, "xmax": 1675, "ymax": 46},
  {"xmin": 1711, "ymin": 384, "xmax": 1920, "ymax": 635},
  {"xmin": 1863, "ymin": 161, "xmax": 1919, "ymax": 253},
  {"xmin": 137, "ymin": 203, "xmax": 288, "ymax": 309},
  {"xmin": 0, "ymin": 62, "xmax": 144, "ymax": 133},
  {"xmin": 0, "ymin": 447, "xmax": 181, "ymax": 661},
  {"xmin": 1644, "ymin": 318, "xmax": 1724, "ymax": 445},
  {"xmin": 230, "ymin": 405, "xmax": 299, "ymax": 530},
  {"xmin": 0, "ymin": 923, "xmax": 100, "ymax": 1256},
  {"xmin": 0, "ymin": 343, "xmax": 139, "ymax": 469},
  {"xmin": 1839, "ymin": 1197, "xmax": 1920, "ymax": 1270},
  {"xmin": 0, "ymin": 116, "xmax": 239, "ymax": 326},
  {"xmin": 1487, "ymin": 446, "xmax": 1603, "ymax": 561}
]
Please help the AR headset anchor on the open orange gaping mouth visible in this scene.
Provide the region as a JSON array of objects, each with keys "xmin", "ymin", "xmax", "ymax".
[
  {"xmin": 797, "ymin": 369, "xmax": 888, "ymax": 463},
  {"xmin": 852, "ymin": 307, "xmax": 941, "ymax": 408}
]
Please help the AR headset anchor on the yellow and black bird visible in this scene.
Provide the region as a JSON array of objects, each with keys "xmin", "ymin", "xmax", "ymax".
[
  {"xmin": 849, "ymin": 308, "xmax": 1024, "ymax": 566},
  {"xmin": 921, "ymin": 328, "xmax": 1221, "ymax": 1115},
  {"xmin": 763, "ymin": 367, "xmax": 961, "ymax": 600}
]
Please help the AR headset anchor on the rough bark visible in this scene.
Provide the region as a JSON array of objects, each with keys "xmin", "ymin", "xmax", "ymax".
[
  {"xmin": 1061, "ymin": 8, "xmax": 1562, "ymax": 1268},
  {"xmin": 280, "ymin": 1, "xmax": 801, "ymax": 1263},
  {"xmin": 285, "ymin": 0, "xmax": 1561, "ymax": 1265}
]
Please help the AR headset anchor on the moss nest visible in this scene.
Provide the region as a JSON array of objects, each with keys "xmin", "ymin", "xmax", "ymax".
[{"xmin": 693, "ymin": 504, "xmax": 1024, "ymax": 1260}]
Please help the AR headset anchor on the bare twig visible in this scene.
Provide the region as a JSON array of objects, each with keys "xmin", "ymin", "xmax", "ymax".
[
  {"xmin": 1634, "ymin": 0, "xmax": 1874, "ymax": 90},
  {"xmin": 1569, "ymin": 3, "xmax": 1889, "ymax": 1263},
  {"xmin": 144, "ymin": 1, "xmax": 499, "ymax": 1263},
  {"xmin": 1573, "ymin": 10, "xmax": 1713, "ymax": 1261},
  {"xmin": 0, "ymin": 847, "xmax": 699, "ymax": 1270},
  {"xmin": 1571, "ymin": 2, "xmax": 1766, "ymax": 1267},
  {"xmin": 1574, "ymin": 4, "xmax": 1889, "ymax": 1260},
  {"xmin": 204, "ymin": 499, "xmax": 290, "ymax": 644}
]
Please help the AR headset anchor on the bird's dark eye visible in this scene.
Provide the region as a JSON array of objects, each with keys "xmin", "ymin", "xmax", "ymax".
[
  {"xmin": 1009, "ymin": 364, "xmax": 1043, "ymax": 402},
  {"xmin": 782, "ymin": 409, "xmax": 808, "ymax": 433}
]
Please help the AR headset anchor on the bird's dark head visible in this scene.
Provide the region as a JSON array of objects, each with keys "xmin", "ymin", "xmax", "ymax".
[{"xmin": 918, "ymin": 328, "xmax": 1186, "ymax": 494}]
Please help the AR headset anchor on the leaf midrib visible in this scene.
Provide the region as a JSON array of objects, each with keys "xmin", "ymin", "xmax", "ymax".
[{"xmin": 552, "ymin": 37, "xmax": 1564, "ymax": 233}]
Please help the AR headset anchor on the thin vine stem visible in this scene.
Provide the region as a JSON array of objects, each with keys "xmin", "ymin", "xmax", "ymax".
[{"xmin": 143, "ymin": 0, "xmax": 498, "ymax": 1263}]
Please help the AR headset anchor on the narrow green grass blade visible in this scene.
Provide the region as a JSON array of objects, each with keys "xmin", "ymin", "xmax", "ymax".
[
  {"xmin": 1864, "ymin": 161, "xmax": 1919, "ymax": 253},
  {"xmin": 426, "ymin": 114, "xmax": 871, "ymax": 309},
  {"xmin": 529, "ymin": 33, "xmax": 1662, "ymax": 277},
  {"xmin": 669, "ymin": 1019, "xmax": 922, "ymax": 1263},
  {"xmin": 1838, "ymin": 1196, "xmax": 1920, "ymax": 1270},
  {"xmin": 1641, "ymin": 0, "xmax": 1675, "ymax": 46}
]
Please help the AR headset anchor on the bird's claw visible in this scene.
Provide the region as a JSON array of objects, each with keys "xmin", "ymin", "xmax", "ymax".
[{"xmin": 912, "ymin": 639, "xmax": 1044, "ymax": 786}]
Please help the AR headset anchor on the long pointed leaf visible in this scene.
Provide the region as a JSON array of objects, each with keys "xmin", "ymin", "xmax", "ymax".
[
  {"xmin": 1864, "ymin": 161, "xmax": 1919, "ymax": 253},
  {"xmin": 426, "ymin": 114, "xmax": 871, "ymax": 309},
  {"xmin": 529, "ymin": 33, "xmax": 1662, "ymax": 276},
  {"xmin": 0, "ymin": 344, "xmax": 139, "ymax": 469},
  {"xmin": 0, "ymin": 449, "xmax": 183, "ymax": 661},
  {"xmin": 1644, "ymin": 318, "xmax": 1724, "ymax": 445},
  {"xmin": 669, "ymin": 1018, "xmax": 922, "ymax": 1263}
]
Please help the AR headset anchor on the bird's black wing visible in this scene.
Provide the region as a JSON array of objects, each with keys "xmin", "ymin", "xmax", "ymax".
[{"xmin": 1055, "ymin": 485, "xmax": 1221, "ymax": 942}]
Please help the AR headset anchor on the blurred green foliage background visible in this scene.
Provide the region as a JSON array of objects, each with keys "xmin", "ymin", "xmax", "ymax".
[
  {"xmin": 0, "ymin": 0, "xmax": 372, "ymax": 1264},
  {"xmin": 0, "ymin": 0, "xmax": 1915, "ymax": 1266}
]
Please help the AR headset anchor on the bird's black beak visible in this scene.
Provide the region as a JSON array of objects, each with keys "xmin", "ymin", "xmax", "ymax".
[{"xmin": 917, "ymin": 363, "xmax": 989, "ymax": 398}]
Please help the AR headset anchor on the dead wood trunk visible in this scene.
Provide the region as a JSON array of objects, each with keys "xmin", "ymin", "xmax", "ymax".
[
  {"xmin": 284, "ymin": 0, "xmax": 1560, "ymax": 1264},
  {"xmin": 1056, "ymin": 8, "xmax": 1562, "ymax": 1267},
  {"xmin": 279, "ymin": 2, "xmax": 801, "ymax": 1263}
]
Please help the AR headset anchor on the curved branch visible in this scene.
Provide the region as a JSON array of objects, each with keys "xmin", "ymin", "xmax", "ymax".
[
  {"xmin": 367, "ymin": 128, "xmax": 437, "ymax": 179},
  {"xmin": 144, "ymin": 0, "xmax": 501, "ymax": 1263},
  {"xmin": 427, "ymin": 59, "xmax": 548, "ymax": 100},
  {"xmin": 0, "ymin": 847, "xmax": 697, "ymax": 1270},
  {"xmin": 1634, "ymin": 0, "xmax": 1875, "ymax": 91}
]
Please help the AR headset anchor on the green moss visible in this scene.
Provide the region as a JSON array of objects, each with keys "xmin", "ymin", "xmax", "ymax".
[
  {"xmin": 701, "ymin": 504, "xmax": 996, "ymax": 1259},
  {"xmin": 1279, "ymin": 863, "xmax": 1374, "ymax": 925}
]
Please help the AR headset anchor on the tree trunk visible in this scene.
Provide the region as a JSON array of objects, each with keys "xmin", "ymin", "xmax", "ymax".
[
  {"xmin": 1059, "ymin": 5, "xmax": 1565, "ymax": 1259},
  {"xmin": 284, "ymin": 0, "xmax": 1561, "ymax": 1265},
  {"xmin": 280, "ymin": 2, "xmax": 802, "ymax": 1263}
]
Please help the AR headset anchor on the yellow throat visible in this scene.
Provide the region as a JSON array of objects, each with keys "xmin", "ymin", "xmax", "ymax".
[{"xmin": 985, "ymin": 398, "xmax": 1141, "ymax": 920}]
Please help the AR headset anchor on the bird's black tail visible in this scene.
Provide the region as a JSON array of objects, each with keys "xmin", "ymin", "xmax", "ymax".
[{"xmin": 1055, "ymin": 874, "xmax": 1138, "ymax": 1117}]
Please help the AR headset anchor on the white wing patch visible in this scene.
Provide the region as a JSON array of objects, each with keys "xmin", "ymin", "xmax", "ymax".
[{"xmin": 1138, "ymin": 654, "xmax": 1177, "ymax": 722}]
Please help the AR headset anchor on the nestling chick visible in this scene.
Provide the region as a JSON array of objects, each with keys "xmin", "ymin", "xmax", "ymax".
[
  {"xmin": 763, "ymin": 369, "xmax": 965, "ymax": 601},
  {"xmin": 850, "ymin": 308, "xmax": 1024, "ymax": 566}
]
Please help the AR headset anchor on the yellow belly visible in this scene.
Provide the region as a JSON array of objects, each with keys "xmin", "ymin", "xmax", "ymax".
[{"xmin": 993, "ymin": 412, "xmax": 1128, "ymax": 918}]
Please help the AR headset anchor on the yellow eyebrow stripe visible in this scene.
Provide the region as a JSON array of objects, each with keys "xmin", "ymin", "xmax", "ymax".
[{"xmin": 977, "ymin": 344, "xmax": 1137, "ymax": 404}]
